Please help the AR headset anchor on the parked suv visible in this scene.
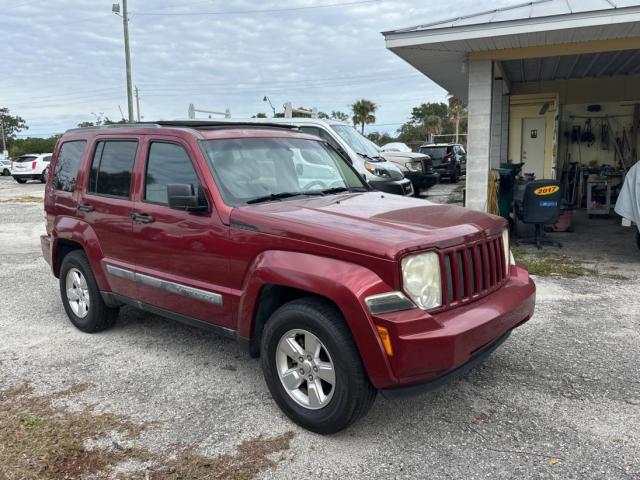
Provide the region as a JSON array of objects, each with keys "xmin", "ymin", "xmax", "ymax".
[
  {"xmin": 12, "ymin": 152, "xmax": 52, "ymax": 183},
  {"xmin": 419, "ymin": 143, "xmax": 466, "ymax": 183},
  {"xmin": 42, "ymin": 121, "xmax": 535, "ymax": 433},
  {"xmin": 1, "ymin": 158, "xmax": 11, "ymax": 176},
  {"xmin": 231, "ymin": 118, "xmax": 414, "ymax": 196}
]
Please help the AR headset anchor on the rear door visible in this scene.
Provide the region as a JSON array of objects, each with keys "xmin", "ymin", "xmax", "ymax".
[
  {"xmin": 77, "ymin": 138, "xmax": 140, "ymax": 297},
  {"xmin": 130, "ymin": 136, "xmax": 232, "ymax": 329}
]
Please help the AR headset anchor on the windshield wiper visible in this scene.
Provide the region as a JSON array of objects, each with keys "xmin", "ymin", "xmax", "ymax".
[
  {"xmin": 320, "ymin": 186, "xmax": 368, "ymax": 195},
  {"xmin": 245, "ymin": 191, "xmax": 324, "ymax": 205},
  {"xmin": 357, "ymin": 152, "xmax": 384, "ymax": 162}
]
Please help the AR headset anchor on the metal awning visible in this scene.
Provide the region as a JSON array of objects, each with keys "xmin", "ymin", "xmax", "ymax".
[{"xmin": 382, "ymin": 0, "xmax": 640, "ymax": 100}]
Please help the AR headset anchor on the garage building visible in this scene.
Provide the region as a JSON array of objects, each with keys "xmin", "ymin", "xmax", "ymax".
[{"xmin": 383, "ymin": 0, "xmax": 640, "ymax": 214}]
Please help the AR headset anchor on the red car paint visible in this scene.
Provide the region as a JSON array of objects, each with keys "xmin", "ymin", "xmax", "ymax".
[{"xmin": 42, "ymin": 125, "xmax": 535, "ymax": 391}]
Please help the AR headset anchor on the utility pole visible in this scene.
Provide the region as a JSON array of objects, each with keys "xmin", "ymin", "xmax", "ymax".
[
  {"xmin": 0, "ymin": 118, "xmax": 6, "ymax": 155},
  {"xmin": 134, "ymin": 86, "xmax": 141, "ymax": 122},
  {"xmin": 114, "ymin": 1, "xmax": 134, "ymax": 122}
]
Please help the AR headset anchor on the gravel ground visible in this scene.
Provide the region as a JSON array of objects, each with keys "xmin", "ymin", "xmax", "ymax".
[{"xmin": 1, "ymin": 176, "xmax": 638, "ymax": 479}]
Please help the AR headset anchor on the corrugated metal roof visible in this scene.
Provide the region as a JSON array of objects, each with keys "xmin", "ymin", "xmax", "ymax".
[{"xmin": 387, "ymin": 0, "xmax": 640, "ymax": 34}]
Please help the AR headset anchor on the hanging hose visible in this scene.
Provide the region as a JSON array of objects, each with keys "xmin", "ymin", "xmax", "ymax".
[{"xmin": 487, "ymin": 170, "xmax": 500, "ymax": 215}]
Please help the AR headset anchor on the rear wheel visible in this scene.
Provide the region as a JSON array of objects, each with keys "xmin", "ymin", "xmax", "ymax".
[
  {"xmin": 40, "ymin": 171, "xmax": 47, "ymax": 183},
  {"xmin": 260, "ymin": 298, "xmax": 376, "ymax": 434},
  {"xmin": 2, "ymin": 169, "xmax": 9, "ymax": 176},
  {"xmin": 59, "ymin": 251, "xmax": 118, "ymax": 333},
  {"xmin": 15, "ymin": 178, "xmax": 27, "ymax": 184},
  {"xmin": 450, "ymin": 167, "xmax": 459, "ymax": 183}
]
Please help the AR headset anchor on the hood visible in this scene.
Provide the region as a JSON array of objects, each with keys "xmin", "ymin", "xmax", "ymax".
[
  {"xmin": 381, "ymin": 151, "xmax": 429, "ymax": 161},
  {"xmin": 230, "ymin": 192, "xmax": 506, "ymax": 259}
]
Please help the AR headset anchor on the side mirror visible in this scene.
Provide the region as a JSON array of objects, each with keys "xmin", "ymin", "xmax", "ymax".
[{"xmin": 167, "ymin": 184, "xmax": 208, "ymax": 212}]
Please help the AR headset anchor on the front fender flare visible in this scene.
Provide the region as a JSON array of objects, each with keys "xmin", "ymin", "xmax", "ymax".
[{"xmin": 238, "ymin": 250, "xmax": 399, "ymax": 388}]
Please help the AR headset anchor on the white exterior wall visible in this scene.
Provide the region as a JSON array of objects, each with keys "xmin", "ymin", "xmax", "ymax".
[{"xmin": 465, "ymin": 60, "xmax": 494, "ymax": 211}]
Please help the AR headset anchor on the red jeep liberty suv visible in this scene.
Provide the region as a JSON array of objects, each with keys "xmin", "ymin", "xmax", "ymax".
[{"xmin": 41, "ymin": 121, "xmax": 535, "ymax": 433}]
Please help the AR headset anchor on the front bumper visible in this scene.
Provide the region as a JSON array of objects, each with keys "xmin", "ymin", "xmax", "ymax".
[
  {"xmin": 404, "ymin": 171, "xmax": 439, "ymax": 191},
  {"xmin": 369, "ymin": 178, "xmax": 414, "ymax": 196},
  {"xmin": 371, "ymin": 265, "xmax": 535, "ymax": 390}
]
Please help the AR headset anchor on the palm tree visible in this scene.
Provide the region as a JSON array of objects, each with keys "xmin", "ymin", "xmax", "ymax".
[
  {"xmin": 447, "ymin": 95, "xmax": 467, "ymax": 144},
  {"xmin": 424, "ymin": 115, "xmax": 443, "ymax": 143},
  {"xmin": 351, "ymin": 99, "xmax": 377, "ymax": 134}
]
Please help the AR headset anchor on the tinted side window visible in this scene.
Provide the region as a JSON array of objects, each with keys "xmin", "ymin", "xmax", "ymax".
[
  {"xmin": 53, "ymin": 141, "xmax": 87, "ymax": 192},
  {"xmin": 43, "ymin": 155, "xmax": 52, "ymax": 163},
  {"xmin": 145, "ymin": 142, "xmax": 200, "ymax": 204},
  {"xmin": 88, "ymin": 141, "xmax": 137, "ymax": 198}
]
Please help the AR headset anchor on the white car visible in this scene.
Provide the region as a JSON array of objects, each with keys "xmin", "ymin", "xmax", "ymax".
[
  {"xmin": 381, "ymin": 142, "xmax": 412, "ymax": 153},
  {"xmin": 1, "ymin": 159, "xmax": 11, "ymax": 176},
  {"xmin": 11, "ymin": 153, "xmax": 52, "ymax": 184}
]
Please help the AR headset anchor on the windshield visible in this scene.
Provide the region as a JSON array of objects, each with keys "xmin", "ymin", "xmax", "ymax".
[
  {"xmin": 330, "ymin": 124, "xmax": 382, "ymax": 161},
  {"xmin": 201, "ymin": 137, "xmax": 367, "ymax": 206}
]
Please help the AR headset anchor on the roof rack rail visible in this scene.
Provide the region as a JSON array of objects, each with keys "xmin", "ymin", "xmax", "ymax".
[
  {"xmin": 64, "ymin": 123, "xmax": 161, "ymax": 133},
  {"xmin": 154, "ymin": 120, "xmax": 297, "ymax": 129}
]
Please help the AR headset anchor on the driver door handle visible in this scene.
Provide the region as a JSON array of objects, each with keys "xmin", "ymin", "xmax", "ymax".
[
  {"xmin": 131, "ymin": 213, "xmax": 155, "ymax": 224},
  {"xmin": 76, "ymin": 203, "xmax": 94, "ymax": 212}
]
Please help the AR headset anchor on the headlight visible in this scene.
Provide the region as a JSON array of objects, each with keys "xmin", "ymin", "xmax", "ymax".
[
  {"xmin": 401, "ymin": 252, "xmax": 442, "ymax": 310},
  {"xmin": 404, "ymin": 161, "xmax": 423, "ymax": 172},
  {"xmin": 502, "ymin": 229, "xmax": 513, "ymax": 272},
  {"xmin": 364, "ymin": 161, "xmax": 390, "ymax": 178}
]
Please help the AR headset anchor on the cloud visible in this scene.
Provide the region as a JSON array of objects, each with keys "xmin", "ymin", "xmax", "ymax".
[{"xmin": 2, "ymin": 0, "xmax": 515, "ymax": 136}]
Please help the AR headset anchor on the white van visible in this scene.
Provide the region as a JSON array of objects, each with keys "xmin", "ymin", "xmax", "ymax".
[
  {"xmin": 12, "ymin": 153, "xmax": 52, "ymax": 183},
  {"xmin": 228, "ymin": 118, "xmax": 413, "ymax": 196}
]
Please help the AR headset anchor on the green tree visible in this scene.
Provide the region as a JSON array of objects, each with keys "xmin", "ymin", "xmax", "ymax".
[
  {"xmin": 8, "ymin": 136, "xmax": 60, "ymax": 158},
  {"xmin": 331, "ymin": 111, "xmax": 349, "ymax": 122},
  {"xmin": 424, "ymin": 115, "xmax": 443, "ymax": 142},
  {"xmin": 0, "ymin": 107, "xmax": 28, "ymax": 150},
  {"xmin": 252, "ymin": 113, "xmax": 268, "ymax": 118},
  {"xmin": 367, "ymin": 131, "xmax": 395, "ymax": 146},
  {"xmin": 447, "ymin": 95, "xmax": 467, "ymax": 144},
  {"xmin": 77, "ymin": 112, "xmax": 126, "ymax": 128},
  {"xmin": 351, "ymin": 99, "xmax": 377, "ymax": 134}
]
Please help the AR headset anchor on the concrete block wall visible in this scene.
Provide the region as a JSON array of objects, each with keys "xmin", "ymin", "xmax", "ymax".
[{"xmin": 466, "ymin": 60, "xmax": 494, "ymax": 211}]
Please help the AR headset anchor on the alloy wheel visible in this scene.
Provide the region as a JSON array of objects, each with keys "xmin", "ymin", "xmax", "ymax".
[
  {"xmin": 276, "ymin": 329, "xmax": 336, "ymax": 410},
  {"xmin": 65, "ymin": 268, "xmax": 90, "ymax": 318}
]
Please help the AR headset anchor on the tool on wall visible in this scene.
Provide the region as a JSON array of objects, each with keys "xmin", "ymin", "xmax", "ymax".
[{"xmin": 600, "ymin": 123, "xmax": 610, "ymax": 151}]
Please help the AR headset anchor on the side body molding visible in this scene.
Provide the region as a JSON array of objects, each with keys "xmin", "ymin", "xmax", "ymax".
[{"xmin": 237, "ymin": 250, "xmax": 398, "ymax": 388}]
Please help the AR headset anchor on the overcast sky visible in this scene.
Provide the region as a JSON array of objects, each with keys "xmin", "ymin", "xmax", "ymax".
[{"xmin": 2, "ymin": 0, "xmax": 515, "ymax": 137}]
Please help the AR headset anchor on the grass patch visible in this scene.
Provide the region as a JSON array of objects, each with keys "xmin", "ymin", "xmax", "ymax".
[
  {"xmin": 0, "ymin": 195, "xmax": 43, "ymax": 203},
  {"xmin": 513, "ymin": 247, "xmax": 628, "ymax": 280},
  {"xmin": 0, "ymin": 384, "xmax": 293, "ymax": 480}
]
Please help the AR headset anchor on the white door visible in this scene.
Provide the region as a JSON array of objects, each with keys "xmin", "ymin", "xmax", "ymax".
[{"xmin": 521, "ymin": 118, "xmax": 546, "ymax": 180}]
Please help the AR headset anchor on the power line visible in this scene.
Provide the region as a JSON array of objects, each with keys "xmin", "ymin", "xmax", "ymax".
[{"xmin": 131, "ymin": 0, "xmax": 380, "ymax": 16}]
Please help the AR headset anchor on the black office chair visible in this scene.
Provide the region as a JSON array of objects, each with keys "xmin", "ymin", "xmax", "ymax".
[{"xmin": 514, "ymin": 180, "xmax": 563, "ymax": 249}]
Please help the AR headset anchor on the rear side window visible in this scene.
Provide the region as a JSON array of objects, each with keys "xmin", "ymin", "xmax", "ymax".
[
  {"xmin": 419, "ymin": 146, "xmax": 447, "ymax": 159},
  {"xmin": 53, "ymin": 141, "xmax": 87, "ymax": 192},
  {"xmin": 43, "ymin": 155, "xmax": 52, "ymax": 162},
  {"xmin": 15, "ymin": 155, "xmax": 37, "ymax": 163},
  {"xmin": 145, "ymin": 142, "xmax": 200, "ymax": 204},
  {"xmin": 88, "ymin": 140, "xmax": 138, "ymax": 198}
]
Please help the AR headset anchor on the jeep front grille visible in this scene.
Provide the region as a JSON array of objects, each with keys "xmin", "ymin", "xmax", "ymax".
[{"xmin": 440, "ymin": 235, "xmax": 509, "ymax": 307}]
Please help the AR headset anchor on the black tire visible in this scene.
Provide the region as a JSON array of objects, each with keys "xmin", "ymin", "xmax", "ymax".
[
  {"xmin": 2, "ymin": 169, "xmax": 9, "ymax": 176},
  {"xmin": 636, "ymin": 231, "xmax": 640, "ymax": 251},
  {"xmin": 260, "ymin": 298, "xmax": 376, "ymax": 434},
  {"xmin": 40, "ymin": 171, "xmax": 47, "ymax": 183},
  {"xmin": 59, "ymin": 250, "xmax": 118, "ymax": 333},
  {"xmin": 15, "ymin": 178, "xmax": 27, "ymax": 184}
]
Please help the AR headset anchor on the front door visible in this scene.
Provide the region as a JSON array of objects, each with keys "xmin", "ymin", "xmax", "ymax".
[
  {"xmin": 131, "ymin": 137, "xmax": 232, "ymax": 329},
  {"xmin": 521, "ymin": 118, "xmax": 546, "ymax": 180}
]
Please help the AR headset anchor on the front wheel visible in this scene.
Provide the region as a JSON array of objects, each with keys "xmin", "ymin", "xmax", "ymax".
[
  {"xmin": 2, "ymin": 169, "xmax": 9, "ymax": 176},
  {"xmin": 260, "ymin": 298, "xmax": 376, "ymax": 434},
  {"xmin": 15, "ymin": 178, "xmax": 27, "ymax": 184}
]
